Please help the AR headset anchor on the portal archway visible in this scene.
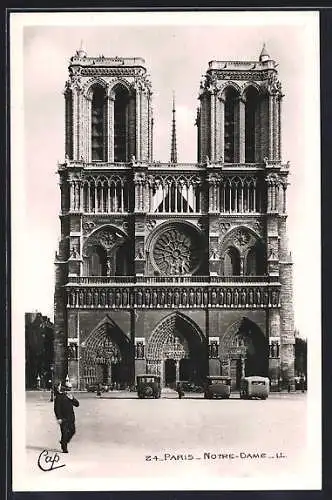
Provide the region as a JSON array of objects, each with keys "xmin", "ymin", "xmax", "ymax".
[
  {"xmin": 81, "ymin": 316, "xmax": 133, "ymax": 389},
  {"xmin": 221, "ymin": 317, "xmax": 268, "ymax": 390},
  {"xmin": 146, "ymin": 312, "xmax": 207, "ymax": 387}
]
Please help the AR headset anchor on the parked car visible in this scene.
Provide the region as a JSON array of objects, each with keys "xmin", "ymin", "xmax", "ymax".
[
  {"xmin": 204, "ymin": 376, "xmax": 231, "ymax": 399},
  {"xmin": 137, "ymin": 375, "xmax": 161, "ymax": 399},
  {"xmin": 240, "ymin": 376, "xmax": 270, "ymax": 400},
  {"xmin": 86, "ymin": 382, "xmax": 109, "ymax": 393},
  {"xmin": 179, "ymin": 381, "xmax": 203, "ymax": 393}
]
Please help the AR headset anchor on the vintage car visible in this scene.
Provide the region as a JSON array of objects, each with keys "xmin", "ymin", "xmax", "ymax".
[
  {"xmin": 204, "ymin": 376, "xmax": 231, "ymax": 399},
  {"xmin": 136, "ymin": 375, "xmax": 161, "ymax": 399},
  {"xmin": 240, "ymin": 376, "xmax": 270, "ymax": 400},
  {"xmin": 180, "ymin": 381, "xmax": 203, "ymax": 393},
  {"xmin": 86, "ymin": 382, "xmax": 109, "ymax": 393}
]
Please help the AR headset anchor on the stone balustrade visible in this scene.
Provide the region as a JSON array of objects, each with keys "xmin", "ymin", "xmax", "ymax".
[{"xmin": 65, "ymin": 283, "xmax": 281, "ymax": 309}]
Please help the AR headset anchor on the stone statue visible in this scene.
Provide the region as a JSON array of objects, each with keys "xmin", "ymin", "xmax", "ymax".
[
  {"xmin": 145, "ymin": 289, "xmax": 151, "ymax": 307},
  {"xmin": 122, "ymin": 289, "xmax": 128, "ymax": 307},
  {"xmin": 189, "ymin": 289, "xmax": 195, "ymax": 306},
  {"xmin": 211, "ymin": 289, "xmax": 217, "ymax": 306},
  {"xmin": 182, "ymin": 290, "xmax": 187, "ymax": 307},
  {"xmin": 234, "ymin": 289, "xmax": 239, "ymax": 306},
  {"xmin": 152, "ymin": 290, "xmax": 158, "ymax": 307},
  {"xmin": 115, "ymin": 290, "xmax": 121, "ymax": 307},
  {"xmin": 106, "ymin": 259, "xmax": 112, "ymax": 276},
  {"xmin": 137, "ymin": 290, "xmax": 143, "ymax": 306}
]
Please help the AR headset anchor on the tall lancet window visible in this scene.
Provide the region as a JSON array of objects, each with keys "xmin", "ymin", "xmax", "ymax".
[
  {"xmin": 91, "ymin": 86, "xmax": 106, "ymax": 161},
  {"xmin": 245, "ymin": 87, "xmax": 259, "ymax": 163},
  {"xmin": 114, "ymin": 85, "xmax": 130, "ymax": 162},
  {"xmin": 224, "ymin": 87, "xmax": 237, "ymax": 163}
]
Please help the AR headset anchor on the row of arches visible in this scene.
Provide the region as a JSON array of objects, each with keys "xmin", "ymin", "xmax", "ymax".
[
  {"xmin": 209, "ymin": 176, "xmax": 264, "ymax": 213},
  {"xmin": 74, "ymin": 313, "xmax": 269, "ymax": 388},
  {"xmin": 68, "ymin": 176, "xmax": 269, "ymax": 214},
  {"xmin": 83, "ymin": 243, "xmax": 264, "ymax": 277}
]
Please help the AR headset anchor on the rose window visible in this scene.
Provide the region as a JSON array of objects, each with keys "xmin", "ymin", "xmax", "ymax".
[{"xmin": 152, "ymin": 226, "xmax": 202, "ymax": 274}]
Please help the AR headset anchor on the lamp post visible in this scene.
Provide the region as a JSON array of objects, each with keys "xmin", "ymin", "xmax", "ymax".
[{"xmin": 49, "ymin": 364, "xmax": 54, "ymax": 402}]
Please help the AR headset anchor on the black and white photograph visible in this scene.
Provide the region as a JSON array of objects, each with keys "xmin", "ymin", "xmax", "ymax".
[{"xmin": 10, "ymin": 10, "xmax": 321, "ymax": 491}]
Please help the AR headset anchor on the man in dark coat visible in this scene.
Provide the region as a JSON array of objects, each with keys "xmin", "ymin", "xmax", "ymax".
[{"xmin": 54, "ymin": 381, "xmax": 79, "ymax": 453}]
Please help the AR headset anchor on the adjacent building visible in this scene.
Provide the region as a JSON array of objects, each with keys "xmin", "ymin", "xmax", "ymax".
[{"xmin": 54, "ymin": 45, "xmax": 295, "ymax": 390}]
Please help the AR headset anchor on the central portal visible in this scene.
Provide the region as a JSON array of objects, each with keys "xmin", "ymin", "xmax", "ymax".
[{"xmin": 146, "ymin": 312, "xmax": 207, "ymax": 387}]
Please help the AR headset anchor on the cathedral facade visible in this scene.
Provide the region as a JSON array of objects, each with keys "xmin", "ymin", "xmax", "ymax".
[{"xmin": 54, "ymin": 45, "xmax": 295, "ymax": 391}]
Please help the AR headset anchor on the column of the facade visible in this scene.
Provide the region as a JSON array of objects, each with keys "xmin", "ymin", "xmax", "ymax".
[
  {"xmin": 72, "ymin": 89, "xmax": 80, "ymax": 160},
  {"xmin": 135, "ymin": 89, "xmax": 141, "ymax": 161},
  {"xmin": 268, "ymin": 94, "xmax": 274, "ymax": 161},
  {"xmin": 278, "ymin": 97, "xmax": 282, "ymax": 161},
  {"xmin": 86, "ymin": 96, "xmax": 92, "ymax": 162},
  {"xmin": 210, "ymin": 91, "xmax": 216, "ymax": 162},
  {"xmin": 107, "ymin": 184, "xmax": 111, "ymax": 213},
  {"xmin": 238, "ymin": 97, "xmax": 246, "ymax": 163},
  {"xmin": 69, "ymin": 181, "xmax": 75, "ymax": 211},
  {"xmin": 107, "ymin": 94, "xmax": 115, "ymax": 162},
  {"xmin": 148, "ymin": 180, "xmax": 153, "ymax": 213},
  {"xmin": 140, "ymin": 90, "xmax": 149, "ymax": 162},
  {"xmin": 216, "ymin": 94, "xmax": 225, "ymax": 162},
  {"xmin": 267, "ymin": 309, "xmax": 281, "ymax": 387},
  {"xmin": 273, "ymin": 94, "xmax": 279, "ymax": 161}
]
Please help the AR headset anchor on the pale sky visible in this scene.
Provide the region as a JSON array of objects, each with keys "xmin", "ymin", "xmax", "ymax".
[{"xmin": 13, "ymin": 11, "xmax": 320, "ymax": 338}]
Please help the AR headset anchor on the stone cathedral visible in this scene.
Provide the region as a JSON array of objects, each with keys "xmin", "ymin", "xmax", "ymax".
[{"xmin": 54, "ymin": 44, "xmax": 295, "ymax": 391}]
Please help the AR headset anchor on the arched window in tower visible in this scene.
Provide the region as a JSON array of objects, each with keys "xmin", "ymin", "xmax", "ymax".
[
  {"xmin": 244, "ymin": 87, "xmax": 259, "ymax": 163},
  {"xmin": 223, "ymin": 247, "xmax": 241, "ymax": 276},
  {"xmin": 114, "ymin": 85, "xmax": 130, "ymax": 162},
  {"xmin": 224, "ymin": 87, "xmax": 237, "ymax": 163},
  {"xmin": 91, "ymin": 86, "xmax": 106, "ymax": 161},
  {"xmin": 246, "ymin": 243, "xmax": 265, "ymax": 275},
  {"xmin": 85, "ymin": 245, "xmax": 108, "ymax": 276}
]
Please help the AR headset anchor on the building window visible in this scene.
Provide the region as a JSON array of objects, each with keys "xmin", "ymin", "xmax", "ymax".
[
  {"xmin": 85, "ymin": 245, "xmax": 108, "ymax": 276},
  {"xmin": 224, "ymin": 87, "xmax": 237, "ymax": 163},
  {"xmin": 245, "ymin": 87, "xmax": 259, "ymax": 163},
  {"xmin": 223, "ymin": 247, "xmax": 241, "ymax": 276},
  {"xmin": 114, "ymin": 85, "xmax": 129, "ymax": 162},
  {"xmin": 246, "ymin": 244, "xmax": 265, "ymax": 275},
  {"xmin": 91, "ymin": 86, "xmax": 106, "ymax": 161}
]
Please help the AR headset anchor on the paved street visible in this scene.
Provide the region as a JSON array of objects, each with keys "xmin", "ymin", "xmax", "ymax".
[{"xmin": 21, "ymin": 390, "xmax": 310, "ymax": 490}]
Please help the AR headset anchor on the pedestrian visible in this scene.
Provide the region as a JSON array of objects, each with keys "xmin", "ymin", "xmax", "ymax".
[
  {"xmin": 96, "ymin": 383, "xmax": 102, "ymax": 397},
  {"xmin": 176, "ymin": 382, "xmax": 184, "ymax": 399},
  {"xmin": 54, "ymin": 381, "xmax": 80, "ymax": 453}
]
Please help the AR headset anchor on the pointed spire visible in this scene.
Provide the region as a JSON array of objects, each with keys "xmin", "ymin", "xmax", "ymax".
[
  {"xmin": 170, "ymin": 91, "xmax": 178, "ymax": 164},
  {"xmin": 77, "ymin": 40, "xmax": 87, "ymax": 58},
  {"xmin": 259, "ymin": 43, "xmax": 270, "ymax": 63}
]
